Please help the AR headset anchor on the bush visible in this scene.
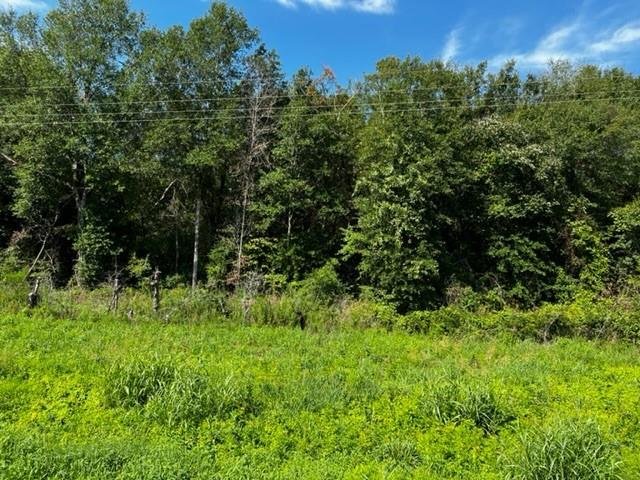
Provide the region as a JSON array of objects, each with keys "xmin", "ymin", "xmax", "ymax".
[
  {"xmin": 399, "ymin": 307, "xmax": 472, "ymax": 335},
  {"xmin": 505, "ymin": 420, "xmax": 622, "ymax": 480},
  {"xmin": 343, "ymin": 299, "xmax": 399, "ymax": 330},
  {"xmin": 206, "ymin": 239, "xmax": 235, "ymax": 289},
  {"xmin": 245, "ymin": 294, "xmax": 297, "ymax": 327},
  {"xmin": 73, "ymin": 222, "xmax": 113, "ymax": 288},
  {"xmin": 293, "ymin": 260, "xmax": 344, "ymax": 305},
  {"xmin": 126, "ymin": 254, "xmax": 152, "ymax": 287}
]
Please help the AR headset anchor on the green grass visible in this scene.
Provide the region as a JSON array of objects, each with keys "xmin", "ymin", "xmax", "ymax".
[{"xmin": 1, "ymin": 313, "xmax": 640, "ymax": 479}]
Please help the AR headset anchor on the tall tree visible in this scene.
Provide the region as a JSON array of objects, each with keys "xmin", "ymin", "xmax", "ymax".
[
  {"xmin": 6, "ymin": 0, "xmax": 142, "ymax": 285},
  {"xmin": 344, "ymin": 58, "xmax": 483, "ymax": 310},
  {"xmin": 125, "ymin": 2, "xmax": 259, "ymax": 288},
  {"xmin": 250, "ymin": 69, "xmax": 359, "ymax": 279},
  {"xmin": 231, "ymin": 44, "xmax": 283, "ymax": 283}
]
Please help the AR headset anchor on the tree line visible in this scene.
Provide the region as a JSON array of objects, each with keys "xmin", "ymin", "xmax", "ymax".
[{"xmin": 2, "ymin": 0, "xmax": 640, "ymax": 312}]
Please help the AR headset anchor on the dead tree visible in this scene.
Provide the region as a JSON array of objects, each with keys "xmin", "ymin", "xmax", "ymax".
[
  {"xmin": 240, "ymin": 272, "xmax": 263, "ymax": 324},
  {"xmin": 24, "ymin": 213, "xmax": 59, "ymax": 281},
  {"xmin": 151, "ymin": 267, "xmax": 161, "ymax": 313},
  {"xmin": 28, "ymin": 278, "xmax": 41, "ymax": 309},
  {"xmin": 234, "ymin": 46, "xmax": 281, "ymax": 284},
  {"xmin": 192, "ymin": 194, "xmax": 201, "ymax": 290}
]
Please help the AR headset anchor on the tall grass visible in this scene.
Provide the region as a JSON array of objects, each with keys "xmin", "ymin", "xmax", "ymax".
[
  {"xmin": 422, "ymin": 378, "xmax": 513, "ymax": 434},
  {"xmin": 1, "ymin": 300, "xmax": 640, "ymax": 478},
  {"xmin": 105, "ymin": 357, "xmax": 177, "ymax": 408},
  {"xmin": 506, "ymin": 420, "xmax": 622, "ymax": 480}
]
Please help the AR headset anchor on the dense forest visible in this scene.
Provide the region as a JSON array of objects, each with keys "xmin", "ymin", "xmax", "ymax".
[{"xmin": 2, "ymin": 0, "xmax": 640, "ymax": 313}]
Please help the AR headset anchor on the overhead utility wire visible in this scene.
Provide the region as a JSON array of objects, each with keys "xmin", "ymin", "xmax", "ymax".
[{"xmin": 1, "ymin": 94, "xmax": 638, "ymax": 128}]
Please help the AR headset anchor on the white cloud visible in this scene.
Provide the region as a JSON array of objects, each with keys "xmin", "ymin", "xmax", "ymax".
[
  {"xmin": 442, "ymin": 28, "xmax": 461, "ymax": 62},
  {"xmin": 591, "ymin": 23, "xmax": 640, "ymax": 53},
  {"xmin": 0, "ymin": 0, "xmax": 47, "ymax": 9},
  {"xmin": 488, "ymin": 18, "xmax": 640, "ymax": 69},
  {"xmin": 274, "ymin": 0, "xmax": 395, "ymax": 14},
  {"xmin": 352, "ymin": 0, "xmax": 394, "ymax": 14}
]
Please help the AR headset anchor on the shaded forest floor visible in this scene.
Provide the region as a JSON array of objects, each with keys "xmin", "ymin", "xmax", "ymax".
[{"xmin": 1, "ymin": 313, "xmax": 639, "ymax": 479}]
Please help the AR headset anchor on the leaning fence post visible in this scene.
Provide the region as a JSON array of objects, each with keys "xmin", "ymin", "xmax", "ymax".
[
  {"xmin": 108, "ymin": 275, "xmax": 122, "ymax": 313},
  {"xmin": 151, "ymin": 267, "xmax": 161, "ymax": 313},
  {"xmin": 28, "ymin": 278, "xmax": 41, "ymax": 309}
]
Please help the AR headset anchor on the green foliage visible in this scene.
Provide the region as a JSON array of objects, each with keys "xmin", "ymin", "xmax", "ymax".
[
  {"xmin": 610, "ymin": 198, "xmax": 640, "ymax": 283},
  {"xmin": 126, "ymin": 254, "xmax": 151, "ymax": 287},
  {"xmin": 399, "ymin": 306, "xmax": 474, "ymax": 335},
  {"xmin": 250, "ymin": 69, "xmax": 358, "ymax": 280},
  {"xmin": 206, "ymin": 239, "xmax": 235, "ymax": 289},
  {"xmin": 2, "ymin": 313, "xmax": 640, "ymax": 478},
  {"xmin": 343, "ymin": 299, "xmax": 399, "ymax": 329},
  {"xmin": 105, "ymin": 357, "xmax": 177, "ymax": 408},
  {"xmin": 146, "ymin": 371, "xmax": 259, "ymax": 427},
  {"xmin": 568, "ymin": 217, "xmax": 610, "ymax": 294},
  {"xmin": 423, "ymin": 378, "xmax": 513, "ymax": 434},
  {"xmin": 378, "ymin": 440, "xmax": 423, "ymax": 469},
  {"xmin": 293, "ymin": 260, "xmax": 344, "ymax": 306},
  {"xmin": 73, "ymin": 222, "xmax": 114, "ymax": 287},
  {"xmin": 506, "ymin": 420, "xmax": 622, "ymax": 480},
  {"xmin": 2, "ymin": 2, "xmax": 640, "ymax": 310},
  {"xmin": 3, "ymin": 7, "xmax": 640, "ymax": 475}
]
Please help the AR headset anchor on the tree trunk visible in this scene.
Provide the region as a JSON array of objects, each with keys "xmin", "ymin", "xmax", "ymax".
[
  {"xmin": 175, "ymin": 229, "xmax": 179, "ymax": 274},
  {"xmin": 72, "ymin": 159, "xmax": 88, "ymax": 286},
  {"xmin": 236, "ymin": 185, "xmax": 249, "ymax": 281},
  {"xmin": 192, "ymin": 195, "xmax": 201, "ymax": 290},
  {"xmin": 151, "ymin": 267, "xmax": 161, "ymax": 312}
]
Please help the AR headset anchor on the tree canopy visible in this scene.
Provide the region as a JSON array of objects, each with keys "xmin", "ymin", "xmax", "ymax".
[{"xmin": 2, "ymin": 1, "xmax": 640, "ymax": 312}]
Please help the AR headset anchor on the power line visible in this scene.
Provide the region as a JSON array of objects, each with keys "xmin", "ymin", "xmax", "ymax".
[
  {"xmin": 1, "ymin": 94, "xmax": 637, "ymax": 128},
  {"xmin": 0, "ymin": 70, "xmax": 635, "ymax": 99},
  {"xmin": 5, "ymin": 88, "xmax": 638, "ymax": 119}
]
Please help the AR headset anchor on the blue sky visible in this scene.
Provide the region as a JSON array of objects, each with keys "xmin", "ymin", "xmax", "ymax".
[{"xmin": 3, "ymin": 0, "xmax": 640, "ymax": 82}]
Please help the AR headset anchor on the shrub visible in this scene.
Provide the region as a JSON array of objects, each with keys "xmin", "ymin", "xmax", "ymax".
[
  {"xmin": 245, "ymin": 294, "xmax": 297, "ymax": 327},
  {"xmin": 293, "ymin": 260, "xmax": 344, "ymax": 305},
  {"xmin": 161, "ymin": 287, "xmax": 226, "ymax": 323},
  {"xmin": 73, "ymin": 222, "xmax": 113, "ymax": 288},
  {"xmin": 399, "ymin": 307, "xmax": 471, "ymax": 335},
  {"xmin": 505, "ymin": 420, "xmax": 622, "ymax": 480},
  {"xmin": 126, "ymin": 254, "xmax": 152, "ymax": 287},
  {"xmin": 343, "ymin": 299, "xmax": 399, "ymax": 330},
  {"xmin": 206, "ymin": 239, "xmax": 235, "ymax": 289}
]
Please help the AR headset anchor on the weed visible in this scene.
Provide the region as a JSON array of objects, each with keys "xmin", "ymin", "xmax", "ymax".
[{"xmin": 505, "ymin": 420, "xmax": 622, "ymax": 480}]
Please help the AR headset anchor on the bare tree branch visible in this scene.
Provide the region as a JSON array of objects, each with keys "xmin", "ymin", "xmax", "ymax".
[
  {"xmin": 24, "ymin": 213, "xmax": 59, "ymax": 281},
  {"xmin": 1, "ymin": 152, "xmax": 17, "ymax": 166},
  {"xmin": 154, "ymin": 179, "xmax": 179, "ymax": 207}
]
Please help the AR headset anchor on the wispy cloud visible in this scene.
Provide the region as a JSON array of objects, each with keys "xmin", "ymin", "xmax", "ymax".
[
  {"xmin": 442, "ymin": 28, "xmax": 461, "ymax": 62},
  {"xmin": 591, "ymin": 22, "xmax": 640, "ymax": 53},
  {"xmin": 489, "ymin": 17, "xmax": 640, "ymax": 69},
  {"xmin": 274, "ymin": 0, "xmax": 395, "ymax": 14},
  {"xmin": 0, "ymin": 0, "xmax": 47, "ymax": 9}
]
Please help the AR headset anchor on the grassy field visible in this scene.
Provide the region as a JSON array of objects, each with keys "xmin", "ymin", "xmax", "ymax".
[{"xmin": 1, "ymin": 313, "xmax": 640, "ymax": 479}]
